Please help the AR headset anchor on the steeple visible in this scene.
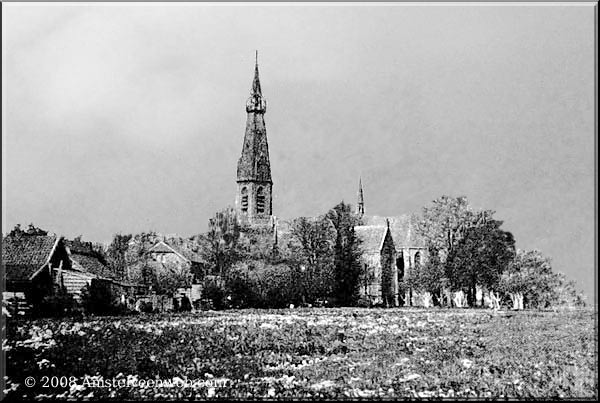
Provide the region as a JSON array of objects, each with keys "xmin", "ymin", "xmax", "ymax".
[
  {"xmin": 356, "ymin": 177, "xmax": 365, "ymax": 217},
  {"xmin": 246, "ymin": 51, "xmax": 266, "ymax": 114},
  {"xmin": 236, "ymin": 53, "xmax": 273, "ymax": 224}
]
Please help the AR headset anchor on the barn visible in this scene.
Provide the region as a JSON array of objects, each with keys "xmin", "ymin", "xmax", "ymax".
[{"xmin": 2, "ymin": 232, "xmax": 72, "ymax": 313}]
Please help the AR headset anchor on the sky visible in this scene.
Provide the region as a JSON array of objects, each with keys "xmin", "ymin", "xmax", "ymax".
[{"xmin": 2, "ymin": 3, "xmax": 596, "ymax": 299}]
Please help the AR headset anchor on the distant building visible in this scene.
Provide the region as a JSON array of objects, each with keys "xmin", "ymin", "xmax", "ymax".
[
  {"xmin": 353, "ymin": 179, "xmax": 428, "ymax": 306},
  {"xmin": 148, "ymin": 240, "xmax": 203, "ymax": 273},
  {"xmin": 148, "ymin": 240, "xmax": 204, "ymax": 303}
]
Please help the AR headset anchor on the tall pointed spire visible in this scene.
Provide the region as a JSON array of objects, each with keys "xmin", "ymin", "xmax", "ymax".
[
  {"xmin": 251, "ymin": 50, "xmax": 262, "ymax": 97},
  {"xmin": 356, "ymin": 177, "xmax": 365, "ymax": 217},
  {"xmin": 237, "ymin": 53, "xmax": 273, "ymax": 224},
  {"xmin": 246, "ymin": 51, "xmax": 266, "ymax": 114}
]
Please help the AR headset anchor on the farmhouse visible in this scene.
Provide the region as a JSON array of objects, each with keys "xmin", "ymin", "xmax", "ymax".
[
  {"xmin": 148, "ymin": 240, "xmax": 204, "ymax": 303},
  {"xmin": 149, "ymin": 240, "xmax": 203, "ymax": 277}
]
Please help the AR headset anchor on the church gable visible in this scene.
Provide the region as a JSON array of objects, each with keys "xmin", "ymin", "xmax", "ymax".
[
  {"xmin": 355, "ymin": 225, "xmax": 388, "ymax": 254},
  {"xmin": 363, "ymin": 215, "xmax": 425, "ymax": 249}
]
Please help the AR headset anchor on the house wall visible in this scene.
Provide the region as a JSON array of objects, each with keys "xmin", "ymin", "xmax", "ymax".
[
  {"xmin": 151, "ymin": 252, "xmax": 189, "ymax": 267},
  {"xmin": 56, "ymin": 270, "xmax": 95, "ymax": 300}
]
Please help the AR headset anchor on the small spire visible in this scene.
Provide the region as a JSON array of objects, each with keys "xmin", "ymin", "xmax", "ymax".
[
  {"xmin": 246, "ymin": 51, "xmax": 266, "ymax": 113},
  {"xmin": 356, "ymin": 176, "xmax": 365, "ymax": 217},
  {"xmin": 252, "ymin": 51, "xmax": 262, "ymax": 97}
]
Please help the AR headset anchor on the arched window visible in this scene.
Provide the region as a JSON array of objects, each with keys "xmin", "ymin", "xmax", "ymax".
[
  {"xmin": 241, "ymin": 187, "xmax": 248, "ymax": 213},
  {"xmin": 396, "ymin": 252, "xmax": 405, "ymax": 280},
  {"xmin": 256, "ymin": 187, "xmax": 265, "ymax": 214}
]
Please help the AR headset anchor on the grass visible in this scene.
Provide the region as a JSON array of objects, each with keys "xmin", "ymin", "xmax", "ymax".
[{"xmin": 3, "ymin": 308, "xmax": 597, "ymax": 400}]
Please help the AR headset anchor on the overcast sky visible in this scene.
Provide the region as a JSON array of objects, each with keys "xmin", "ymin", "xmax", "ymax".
[{"xmin": 2, "ymin": 3, "xmax": 595, "ymax": 299}]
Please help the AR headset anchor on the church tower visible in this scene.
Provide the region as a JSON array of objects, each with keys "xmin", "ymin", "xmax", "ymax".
[
  {"xmin": 356, "ymin": 177, "xmax": 365, "ymax": 217},
  {"xmin": 235, "ymin": 53, "xmax": 273, "ymax": 225}
]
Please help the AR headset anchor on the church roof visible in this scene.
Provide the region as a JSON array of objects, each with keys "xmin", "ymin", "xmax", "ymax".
[
  {"xmin": 363, "ymin": 214, "xmax": 425, "ymax": 248},
  {"xmin": 2, "ymin": 234, "xmax": 59, "ymax": 281},
  {"xmin": 355, "ymin": 225, "xmax": 389, "ymax": 254}
]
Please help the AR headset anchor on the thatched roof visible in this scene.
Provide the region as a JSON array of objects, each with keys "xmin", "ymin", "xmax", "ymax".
[{"xmin": 2, "ymin": 234, "xmax": 59, "ymax": 281}]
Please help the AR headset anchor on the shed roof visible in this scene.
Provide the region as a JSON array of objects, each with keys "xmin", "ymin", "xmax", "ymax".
[{"xmin": 71, "ymin": 253, "xmax": 114, "ymax": 279}]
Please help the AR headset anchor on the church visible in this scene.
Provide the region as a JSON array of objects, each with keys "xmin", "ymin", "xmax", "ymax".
[{"xmin": 229, "ymin": 55, "xmax": 427, "ymax": 306}]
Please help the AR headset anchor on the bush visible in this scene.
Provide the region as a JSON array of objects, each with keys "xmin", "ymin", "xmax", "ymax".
[
  {"xmin": 225, "ymin": 266, "xmax": 261, "ymax": 309},
  {"xmin": 226, "ymin": 261, "xmax": 302, "ymax": 309},
  {"xmin": 140, "ymin": 301, "xmax": 154, "ymax": 313},
  {"xmin": 202, "ymin": 280, "xmax": 226, "ymax": 310},
  {"xmin": 81, "ymin": 280, "xmax": 126, "ymax": 315},
  {"xmin": 179, "ymin": 296, "xmax": 192, "ymax": 312},
  {"xmin": 356, "ymin": 296, "xmax": 372, "ymax": 308},
  {"xmin": 34, "ymin": 287, "xmax": 77, "ymax": 318}
]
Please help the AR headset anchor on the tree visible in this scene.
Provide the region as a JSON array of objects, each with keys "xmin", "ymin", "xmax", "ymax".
[
  {"xmin": 225, "ymin": 263, "xmax": 262, "ymax": 308},
  {"xmin": 405, "ymin": 254, "xmax": 448, "ymax": 306},
  {"xmin": 81, "ymin": 280, "xmax": 123, "ymax": 315},
  {"xmin": 238, "ymin": 227, "xmax": 277, "ymax": 263},
  {"xmin": 106, "ymin": 234, "xmax": 132, "ymax": 281},
  {"xmin": 325, "ymin": 202, "xmax": 363, "ymax": 306},
  {"xmin": 499, "ymin": 250, "xmax": 586, "ymax": 310},
  {"xmin": 416, "ymin": 197, "xmax": 515, "ymax": 307},
  {"xmin": 8, "ymin": 223, "xmax": 48, "ymax": 237},
  {"xmin": 198, "ymin": 207, "xmax": 242, "ymax": 277},
  {"xmin": 413, "ymin": 196, "xmax": 473, "ymax": 301},
  {"xmin": 416, "ymin": 196, "xmax": 472, "ymax": 263},
  {"xmin": 288, "ymin": 216, "xmax": 336, "ymax": 304},
  {"xmin": 552, "ymin": 272, "xmax": 587, "ymax": 308},
  {"xmin": 446, "ymin": 210, "xmax": 516, "ymax": 306},
  {"xmin": 128, "ymin": 256, "xmax": 157, "ymax": 289},
  {"xmin": 502, "ymin": 250, "xmax": 555, "ymax": 309},
  {"xmin": 153, "ymin": 261, "xmax": 193, "ymax": 296}
]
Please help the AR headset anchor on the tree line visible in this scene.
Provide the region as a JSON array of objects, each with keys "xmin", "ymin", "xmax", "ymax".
[
  {"xmin": 6, "ymin": 195, "xmax": 586, "ymax": 312},
  {"xmin": 406, "ymin": 196, "xmax": 586, "ymax": 309}
]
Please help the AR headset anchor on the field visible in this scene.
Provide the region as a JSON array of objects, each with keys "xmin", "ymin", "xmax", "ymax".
[{"xmin": 3, "ymin": 308, "xmax": 597, "ymax": 400}]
